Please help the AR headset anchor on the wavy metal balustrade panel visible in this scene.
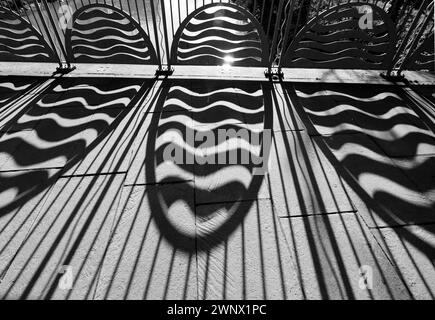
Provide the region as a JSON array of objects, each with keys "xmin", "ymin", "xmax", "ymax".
[
  {"xmin": 0, "ymin": 5, "xmax": 57, "ymax": 63},
  {"xmin": 65, "ymin": 4, "xmax": 158, "ymax": 64},
  {"xmin": 170, "ymin": 3, "xmax": 269, "ymax": 67},
  {"xmin": 404, "ymin": 32, "xmax": 434, "ymax": 72},
  {"xmin": 281, "ymin": 2, "xmax": 397, "ymax": 70}
]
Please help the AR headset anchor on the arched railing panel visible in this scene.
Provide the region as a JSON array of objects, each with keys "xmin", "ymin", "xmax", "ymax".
[
  {"xmin": 65, "ymin": 4, "xmax": 158, "ymax": 64},
  {"xmin": 0, "ymin": 6, "xmax": 56, "ymax": 63},
  {"xmin": 171, "ymin": 3, "xmax": 269, "ymax": 67},
  {"xmin": 281, "ymin": 2, "xmax": 396, "ymax": 70},
  {"xmin": 404, "ymin": 33, "xmax": 434, "ymax": 72}
]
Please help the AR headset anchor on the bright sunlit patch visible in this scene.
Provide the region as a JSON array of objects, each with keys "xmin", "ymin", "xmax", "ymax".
[
  {"xmin": 222, "ymin": 56, "xmax": 235, "ymax": 69},
  {"xmin": 223, "ymin": 55, "xmax": 235, "ymax": 63}
]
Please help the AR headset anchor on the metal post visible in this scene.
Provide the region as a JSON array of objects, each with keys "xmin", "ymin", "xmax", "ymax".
[
  {"xmin": 270, "ymin": 0, "xmax": 285, "ymax": 66},
  {"xmin": 32, "ymin": 0, "xmax": 63, "ymax": 67},
  {"xmin": 41, "ymin": 0, "xmax": 72, "ymax": 70},
  {"xmin": 133, "ymin": 0, "xmax": 141, "ymax": 26},
  {"xmin": 150, "ymin": 0, "xmax": 163, "ymax": 70},
  {"xmin": 142, "ymin": 0, "xmax": 151, "ymax": 36},
  {"xmin": 160, "ymin": 0, "xmax": 173, "ymax": 73},
  {"xmin": 266, "ymin": 0, "xmax": 276, "ymax": 36},
  {"xmin": 278, "ymin": 0, "xmax": 298, "ymax": 68},
  {"xmin": 168, "ymin": 0, "xmax": 175, "ymax": 36}
]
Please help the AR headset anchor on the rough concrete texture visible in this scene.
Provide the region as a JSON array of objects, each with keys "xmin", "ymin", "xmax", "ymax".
[
  {"xmin": 95, "ymin": 184, "xmax": 197, "ymax": 300},
  {"xmin": 0, "ymin": 76, "xmax": 434, "ymax": 299}
]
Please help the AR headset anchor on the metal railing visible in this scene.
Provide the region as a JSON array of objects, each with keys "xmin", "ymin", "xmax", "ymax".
[{"xmin": 0, "ymin": 0, "xmax": 433, "ymax": 75}]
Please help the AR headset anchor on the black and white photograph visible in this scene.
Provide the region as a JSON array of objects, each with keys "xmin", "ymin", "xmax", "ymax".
[{"xmin": 0, "ymin": 0, "xmax": 434, "ymax": 308}]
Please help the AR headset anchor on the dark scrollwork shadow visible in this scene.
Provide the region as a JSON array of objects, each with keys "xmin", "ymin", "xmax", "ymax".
[
  {"xmin": 146, "ymin": 79, "xmax": 273, "ymax": 251},
  {"xmin": 0, "ymin": 76, "xmax": 153, "ymax": 217},
  {"xmin": 286, "ymin": 82, "xmax": 435, "ymax": 260}
]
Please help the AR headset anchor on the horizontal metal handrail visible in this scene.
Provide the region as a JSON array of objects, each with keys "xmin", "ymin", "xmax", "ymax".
[{"xmin": 0, "ymin": 0, "xmax": 433, "ymax": 75}]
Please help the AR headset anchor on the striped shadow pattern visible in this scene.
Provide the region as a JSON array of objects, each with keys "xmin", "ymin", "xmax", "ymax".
[
  {"xmin": 0, "ymin": 78, "xmax": 144, "ymax": 215},
  {"xmin": 0, "ymin": 77, "xmax": 34, "ymax": 110},
  {"xmin": 293, "ymin": 83, "xmax": 435, "ymax": 225},
  {"xmin": 282, "ymin": 3, "xmax": 396, "ymax": 69},
  {"xmin": 66, "ymin": 4, "xmax": 157, "ymax": 64},
  {"xmin": 145, "ymin": 80, "xmax": 272, "ymax": 250},
  {"xmin": 0, "ymin": 6, "xmax": 56, "ymax": 62},
  {"xmin": 171, "ymin": 3, "xmax": 269, "ymax": 67}
]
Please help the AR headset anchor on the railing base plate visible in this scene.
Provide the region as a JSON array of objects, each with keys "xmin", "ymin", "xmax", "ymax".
[
  {"xmin": 55, "ymin": 65, "xmax": 76, "ymax": 75},
  {"xmin": 156, "ymin": 66, "xmax": 174, "ymax": 77},
  {"xmin": 380, "ymin": 71, "xmax": 406, "ymax": 82},
  {"xmin": 265, "ymin": 68, "xmax": 284, "ymax": 81}
]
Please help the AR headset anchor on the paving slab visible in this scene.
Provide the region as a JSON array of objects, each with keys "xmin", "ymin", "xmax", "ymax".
[
  {"xmin": 193, "ymin": 117, "xmax": 270, "ymax": 204},
  {"xmin": 271, "ymin": 84, "xmax": 304, "ymax": 132},
  {"xmin": 95, "ymin": 184, "xmax": 197, "ymax": 300},
  {"xmin": 0, "ymin": 174, "xmax": 125, "ymax": 300},
  {"xmin": 268, "ymin": 130, "xmax": 355, "ymax": 217},
  {"xmin": 64, "ymin": 107, "xmax": 146, "ymax": 176},
  {"xmin": 279, "ymin": 212, "xmax": 411, "ymax": 299},
  {"xmin": 410, "ymin": 85, "xmax": 435, "ymax": 106},
  {"xmin": 378, "ymin": 225, "xmax": 435, "ymax": 299},
  {"xmin": 0, "ymin": 170, "xmax": 56, "ymax": 276},
  {"xmin": 0, "ymin": 120, "xmax": 101, "ymax": 171},
  {"xmin": 392, "ymin": 156, "xmax": 435, "ymax": 201},
  {"xmin": 196, "ymin": 199, "xmax": 303, "ymax": 300},
  {"xmin": 0, "ymin": 77, "xmax": 150, "ymax": 174},
  {"xmin": 194, "ymin": 163, "xmax": 269, "ymax": 204},
  {"xmin": 125, "ymin": 110, "xmax": 194, "ymax": 185},
  {"xmin": 319, "ymin": 133, "xmax": 434, "ymax": 227}
]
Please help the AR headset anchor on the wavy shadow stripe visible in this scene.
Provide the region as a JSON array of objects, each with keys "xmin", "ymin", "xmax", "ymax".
[
  {"xmin": 156, "ymin": 124, "xmax": 262, "ymax": 159},
  {"xmin": 146, "ymin": 80, "xmax": 271, "ymax": 251},
  {"xmin": 305, "ymin": 109, "xmax": 428, "ymax": 132},
  {"xmin": 0, "ymin": 81, "xmax": 140, "ymax": 172},
  {"xmin": 296, "ymin": 85, "xmax": 432, "ymax": 123},
  {"xmin": 295, "ymin": 90, "xmax": 402, "ymax": 104},
  {"xmin": 38, "ymin": 82, "xmax": 140, "ymax": 110},
  {"xmin": 163, "ymin": 86, "xmax": 263, "ymax": 114},
  {"xmin": 176, "ymin": 6, "xmax": 263, "ymax": 66},
  {"xmin": 330, "ymin": 141, "xmax": 435, "ymax": 196},
  {"xmin": 0, "ymin": 78, "xmax": 34, "ymax": 108},
  {"xmin": 155, "ymin": 82, "xmax": 264, "ymax": 179},
  {"xmin": 323, "ymin": 135, "xmax": 434, "ymax": 214},
  {"xmin": 0, "ymin": 10, "xmax": 55, "ymax": 62},
  {"xmin": 296, "ymin": 85, "xmax": 435, "ymax": 158},
  {"xmin": 68, "ymin": 5, "xmax": 156, "ymax": 64}
]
